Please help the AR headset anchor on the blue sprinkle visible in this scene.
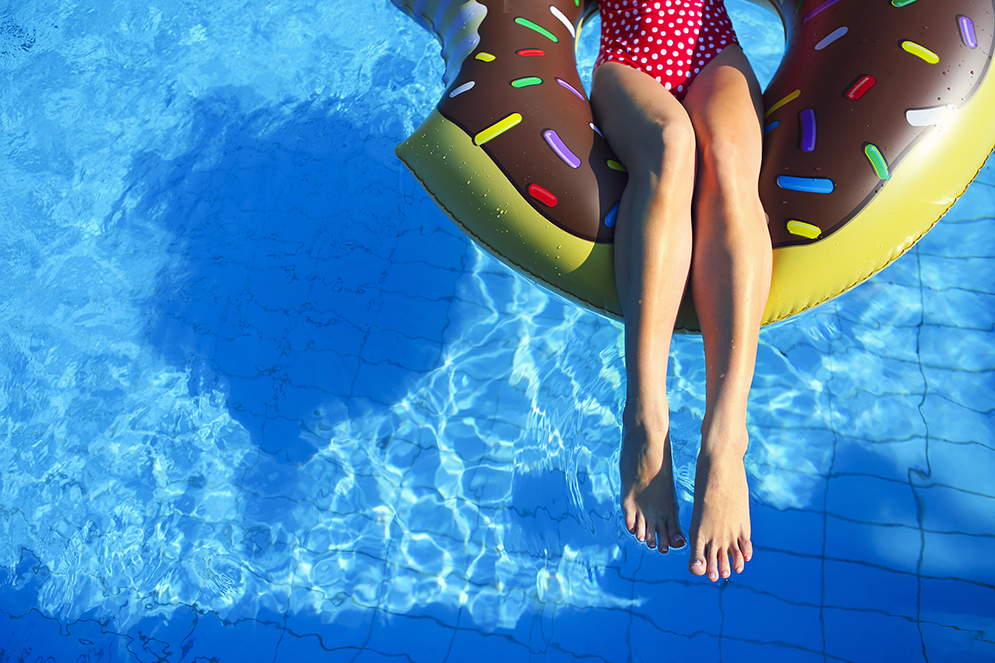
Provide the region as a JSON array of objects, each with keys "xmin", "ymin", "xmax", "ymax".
[
  {"xmin": 764, "ymin": 121, "xmax": 780, "ymax": 133},
  {"xmin": 605, "ymin": 204, "xmax": 619, "ymax": 228},
  {"xmin": 777, "ymin": 175, "xmax": 835, "ymax": 194}
]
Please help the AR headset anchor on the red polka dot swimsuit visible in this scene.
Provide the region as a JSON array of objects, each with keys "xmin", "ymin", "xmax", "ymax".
[{"xmin": 596, "ymin": 0, "xmax": 740, "ymax": 100}]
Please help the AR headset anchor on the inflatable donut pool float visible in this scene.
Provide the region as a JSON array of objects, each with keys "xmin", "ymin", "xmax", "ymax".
[{"xmin": 393, "ymin": 0, "xmax": 995, "ymax": 331}]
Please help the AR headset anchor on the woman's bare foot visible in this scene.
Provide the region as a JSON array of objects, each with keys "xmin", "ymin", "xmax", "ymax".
[
  {"xmin": 620, "ymin": 410, "xmax": 686, "ymax": 553},
  {"xmin": 687, "ymin": 420, "xmax": 753, "ymax": 581}
]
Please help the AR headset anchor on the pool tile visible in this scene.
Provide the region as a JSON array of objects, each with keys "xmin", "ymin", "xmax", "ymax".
[
  {"xmin": 361, "ymin": 329, "xmax": 443, "ymax": 373},
  {"xmin": 719, "ymin": 637, "xmax": 827, "ymax": 663},
  {"xmin": 751, "ymin": 505, "xmax": 825, "ymax": 558},
  {"xmin": 919, "ymin": 326, "xmax": 995, "ymax": 372},
  {"xmin": 824, "ymin": 515, "xmax": 921, "ymax": 574},
  {"xmin": 829, "ymin": 391, "xmax": 927, "ymax": 443},
  {"xmin": 913, "ymin": 482, "xmax": 995, "ymax": 537},
  {"xmin": 390, "ymin": 226, "xmax": 470, "ymax": 272},
  {"xmin": 826, "ymin": 474, "xmax": 919, "ymax": 528},
  {"xmin": 731, "ymin": 547, "xmax": 823, "ymax": 606},
  {"xmin": 546, "ymin": 606, "xmax": 631, "ymax": 662},
  {"xmin": 919, "ymin": 394, "xmax": 995, "ymax": 446},
  {"xmin": 381, "ymin": 259, "xmax": 459, "ymax": 303},
  {"xmin": 837, "ymin": 281, "xmax": 924, "ymax": 329},
  {"xmin": 823, "ymin": 558, "xmax": 920, "ymax": 618},
  {"xmin": 824, "ymin": 605, "xmax": 923, "ymax": 662},
  {"xmin": 179, "ymin": 611, "xmax": 284, "ymax": 662},
  {"xmin": 830, "ymin": 436, "xmax": 928, "ymax": 484},
  {"xmin": 922, "ymin": 364, "xmax": 995, "ymax": 413},
  {"xmin": 920, "ymin": 438, "xmax": 995, "ymax": 495},
  {"xmin": 445, "ymin": 623, "xmax": 535, "ymax": 660},
  {"xmin": 920, "ymin": 622, "xmax": 995, "ymax": 663},
  {"xmin": 629, "ymin": 580, "xmax": 723, "ymax": 637},
  {"xmin": 919, "ymin": 255, "xmax": 995, "ymax": 289},
  {"xmin": 360, "ymin": 611, "xmax": 457, "ymax": 661},
  {"xmin": 373, "ymin": 294, "xmax": 450, "ymax": 344},
  {"xmin": 628, "ymin": 617, "xmax": 721, "ymax": 660},
  {"xmin": 284, "ymin": 348, "xmax": 360, "ymax": 395},
  {"xmin": 919, "ymin": 576, "xmax": 995, "ymax": 634},
  {"xmin": 720, "ymin": 583, "xmax": 823, "ymax": 651},
  {"xmin": 923, "ymin": 287, "xmax": 995, "ymax": 331},
  {"xmin": 919, "ymin": 530, "xmax": 995, "ymax": 584}
]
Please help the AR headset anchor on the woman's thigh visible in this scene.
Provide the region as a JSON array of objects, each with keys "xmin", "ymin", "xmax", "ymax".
[
  {"xmin": 590, "ymin": 62, "xmax": 697, "ymax": 177},
  {"xmin": 681, "ymin": 44, "xmax": 764, "ymax": 188}
]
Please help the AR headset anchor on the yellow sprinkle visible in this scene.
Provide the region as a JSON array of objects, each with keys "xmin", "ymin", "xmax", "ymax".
[
  {"xmin": 765, "ymin": 89, "xmax": 801, "ymax": 118},
  {"xmin": 607, "ymin": 160, "xmax": 627, "ymax": 172},
  {"xmin": 902, "ymin": 41, "xmax": 939, "ymax": 64},
  {"xmin": 475, "ymin": 52, "xmax": 495, "ymax": 62},
  {"xmin": 786, "ymin": 220, "xmax": 822, "ymax": 240},
  {"xmin": 474, "ymin": 113, "xmax": 523, "ymax": 145}
]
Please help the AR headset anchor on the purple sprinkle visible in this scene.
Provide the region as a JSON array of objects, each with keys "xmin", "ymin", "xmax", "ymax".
[
  {"xmin": 799, "ymin": 108, "xmax": 817, "ymax": 152},
  {"xmin": 959, "ymin": 15, "xmax": 978, "ymax": 49},
  {"xmin": 556, "ymin": 78, "xmax": 586, "ymax": 101},
  {"xmin": 803, "ymin": 0, "xmax": 842, "ymax": 24},
  {"xmin": 543, "ymin": 129, "xmax": 581, "ymax": 169}
]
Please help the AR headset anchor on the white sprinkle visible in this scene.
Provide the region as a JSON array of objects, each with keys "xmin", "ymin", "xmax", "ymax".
[
  {"xmin": 549, "ymin": 5, "xmax": 576, "ymax": 39},
  {"xmin": 906, "ymin": 105, "xmax": 959, "ymax": 127},
  {"xmin": 449, "ymin": 80, "xmax": 476, "ymax": 98}
]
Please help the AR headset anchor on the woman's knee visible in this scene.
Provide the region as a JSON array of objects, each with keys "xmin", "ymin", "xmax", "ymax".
[
  {"xmin": 696, "ymin": 131, "xmax": 760, "ymax": 187},
  {"xmin": 638, "ymin": 113, "xmax": 696, "ymax": 177}
]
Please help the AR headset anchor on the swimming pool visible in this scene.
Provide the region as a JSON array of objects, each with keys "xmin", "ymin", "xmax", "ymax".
[{"xmin": 0, "ymin": 0, "xmax": 992, "ymax": 660}]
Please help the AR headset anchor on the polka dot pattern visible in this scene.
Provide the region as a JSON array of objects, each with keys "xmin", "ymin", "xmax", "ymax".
[{"xmin": 595, "ymin": 0, "xmax": 739, "ymax": 101}]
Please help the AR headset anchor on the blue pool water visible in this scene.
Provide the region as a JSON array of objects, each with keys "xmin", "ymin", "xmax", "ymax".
[{"xmin": 0, "ymin": 0, "xmax": 992, "ymax": 661}]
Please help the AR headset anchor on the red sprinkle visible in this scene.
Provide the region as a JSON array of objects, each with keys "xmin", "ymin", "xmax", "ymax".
[
  {"xmin": 845, "ymin": 75, "xmax": 876, "ymax": 100},
  {"xmin": 517, "ymin": 48, "xmax": 546, "ymax": 57},
  {"xmin": 529, "ymin": 183, "xmax": 557, "ymax": 207}
]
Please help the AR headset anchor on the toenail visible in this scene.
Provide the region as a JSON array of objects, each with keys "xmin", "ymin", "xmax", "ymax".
[{"xmin": 691, "ymin": 560, "xmax": 703, "ymax": 568}]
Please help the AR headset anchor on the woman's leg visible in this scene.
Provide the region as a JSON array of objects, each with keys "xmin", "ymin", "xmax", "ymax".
[
  {"xmin": 591, "ymin": 62, "xmax": 697, "ymax": 553},
  {"xmin": 681, "ymin": 45, "xmax": 772, "ymax": 581}
]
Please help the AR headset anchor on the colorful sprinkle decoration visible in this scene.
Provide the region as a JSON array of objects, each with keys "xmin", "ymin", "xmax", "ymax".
[
  {"xmin": 474, "ymin": 113, "xmax": 522, "ymax": 146},
  {"xmin": 529, "ymin": 183, "xmax": 557, "ymax": 207},
  {"xmin": 902, "ymin": 41, "xmax": 940, "ymax": 64},
  {"xmin": 515, "ymin": 17, "xmax": 558, "ymax": 43},
  {"xmin": 777, "ymin": 175, "xmax": 835, "ymax": 194},
  {"xmin": 766, "ymin": 89, "xmax": 801, "ymax": 118},
  {"xmin": 543, "ymin": 129, "xmax": 581, "ymax": 169},
  {"xmin": 511, "ymin": 77, "xmax": 542, "ymax": 88},
  {"xmin": 786, "ymin": 220, "xmax": 822, "ymax": 239},
  {"xmin": 845, "ymin": 75, "xmax": 876, "ymax": 100},
  {"xmin": 864, "ymin": 144, "xmax": 891, "ymax": 180},
  {"xmin": 605, "ymin": 204, "xmax": 619, "ymax": 228},
  {"xmin": 799, "ymin": 108, "xmax": 817, "ymax": 152},
  {"xmin": 959, "ymin": 16, "xmax": 978, "ymax": 49}
]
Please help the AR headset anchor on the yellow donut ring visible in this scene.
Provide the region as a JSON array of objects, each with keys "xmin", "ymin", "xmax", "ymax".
[{"xmin": 394, "ymin": 0, "xmax": 995, "ymax": 332}]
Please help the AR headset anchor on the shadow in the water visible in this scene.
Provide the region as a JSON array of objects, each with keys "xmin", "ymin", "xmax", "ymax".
[{"xmin": 113, "ymin": 92, "xmax": 469, "ymax": 464}]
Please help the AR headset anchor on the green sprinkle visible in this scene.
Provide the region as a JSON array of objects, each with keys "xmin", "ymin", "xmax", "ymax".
[
  {"xmin": 511, "ymin": 76, "xmax": 543, "ymax": 88},
  {"xmin": 891, "ymin": 0, "xmax": 919, "ymax": 6},
  {"xmin": 864, "ymin": 144, "xmax": 890, "ymax": 180},
  {"xmin": 515, "ymin": 17, "xmax": 559, "ymax": 43}
]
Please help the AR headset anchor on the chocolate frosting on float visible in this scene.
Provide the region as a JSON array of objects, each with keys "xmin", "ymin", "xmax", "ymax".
[
  {"xmin": 439, "ymin": 0, "xmax": 626, "ymax": 243},
  {"xmin": 762, "ymin": 0, "xmax": 995, "ymax": 248}
]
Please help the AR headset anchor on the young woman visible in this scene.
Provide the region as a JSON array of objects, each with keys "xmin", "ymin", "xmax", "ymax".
[{"xmin": 590, "ymin": 0, "xmax": 772, "ymax": 582}]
